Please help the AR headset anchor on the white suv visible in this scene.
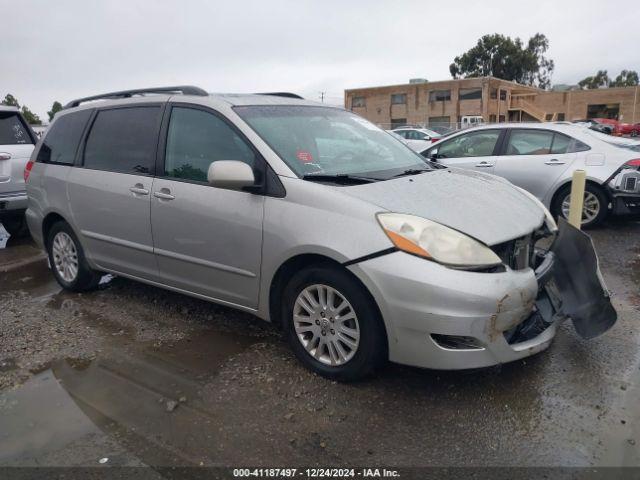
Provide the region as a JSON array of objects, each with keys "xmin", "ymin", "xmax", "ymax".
[{"xmin": 0, "ymin": 106, "xmax": 37, "ymax": 236}]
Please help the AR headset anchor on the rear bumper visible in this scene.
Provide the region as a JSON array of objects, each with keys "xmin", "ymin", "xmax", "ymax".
[{"xmin": 0, "ymin": 191, "xmax": 27, "ymax": 214}]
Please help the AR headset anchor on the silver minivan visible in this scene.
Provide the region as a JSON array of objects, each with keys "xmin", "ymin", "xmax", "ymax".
[{"xmin": 25, "ymin": 87, "xmax": 616, "ymax": 380}]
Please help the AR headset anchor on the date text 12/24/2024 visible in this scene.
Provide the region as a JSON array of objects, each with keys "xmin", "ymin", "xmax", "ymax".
[{"xmin": 232, "ymin": 468, "xmax": 400, "ymax": 478}]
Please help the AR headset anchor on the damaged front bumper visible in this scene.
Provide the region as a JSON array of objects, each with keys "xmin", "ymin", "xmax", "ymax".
[{"xmin": 348, "ymin": 218, "xmax": 617, "ymax": 370}]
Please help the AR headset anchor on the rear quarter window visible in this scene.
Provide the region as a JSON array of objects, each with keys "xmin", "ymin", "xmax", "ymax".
[
  {"xmin": 83, "ymin": 106, "xmax": 161, "ymax": 175},
  {"xmin": 37, "ymin": 109, "xmax": 93, "ymax": 164},
  {"xmin": 0, "ymin": 112, "xmax": 33, "ymax": 145}
]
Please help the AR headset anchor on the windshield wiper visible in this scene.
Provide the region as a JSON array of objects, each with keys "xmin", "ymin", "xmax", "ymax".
[
  {"xmin": 393, "ymin": 168, "xmax": 432, "ymax": 178},
  {"xmin": 302, "ymin": 173, "xmax": 380, "ymax": 184}
]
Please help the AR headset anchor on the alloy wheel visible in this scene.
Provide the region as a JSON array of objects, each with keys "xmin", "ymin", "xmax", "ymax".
[
  {"xmin": 52, "ymin": 231, "xmax": 79, "ymax": 282},
  {"xmin": 561, "ymin": 191, "xmax": 600, "ymax": 225},
  {"xmin": 293, "ymin": 284, "xmax": 360, "ymax": 366}
]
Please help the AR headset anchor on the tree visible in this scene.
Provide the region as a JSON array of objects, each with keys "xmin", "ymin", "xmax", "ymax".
[
  {"xmin": 47, "ymin": 101, "xmax": 63, "ymax": 121},
  {"xmin": 578, "ymin": 70, "xmax": 610, "ymax": 89},
  {"xmin": 449, "ymin": 33, "xmax": 554, "ymax": 89},
  {"xmin": 21, "ymin": 106, "xmax": 42, "ymax": 125},
  {"xmin": 610, "ymin": 70, "xmax": 639, "ymax": 88},
  {"xmin": 1, "ymin": 94, "xmax": 20, "ymax": 107}
]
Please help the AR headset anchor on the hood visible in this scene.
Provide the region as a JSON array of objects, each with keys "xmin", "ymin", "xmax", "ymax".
[{"xmin": 344, "ymin": 168, "xmax": 545, "ymax": 245}]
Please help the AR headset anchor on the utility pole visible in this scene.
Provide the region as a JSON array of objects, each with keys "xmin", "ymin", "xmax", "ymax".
[{"xmin": 319, "ymin": 91, "xmax": 325, "ymax": 103}]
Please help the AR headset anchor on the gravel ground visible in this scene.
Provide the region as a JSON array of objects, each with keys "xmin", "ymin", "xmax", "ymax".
[{"xmin": 0, "ymin": 217, "xmax": 639, "ymax": 471}]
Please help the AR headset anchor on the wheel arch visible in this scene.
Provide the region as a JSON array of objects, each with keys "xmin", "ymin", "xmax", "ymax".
[
  {"xmin": 549, "ymin": 177, "xmax": 612, "ymax": 214},
  {"xmin": 268, "ymin": 253, "xmax": 389, "ymax": 357}
]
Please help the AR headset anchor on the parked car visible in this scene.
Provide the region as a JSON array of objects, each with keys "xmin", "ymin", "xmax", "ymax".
[
  {"xmin": 428, "ymin": 125, "xmax": 457, "ymax": 136},
  {"xmin": 420, "ymin": 123, "xmax": 640, "ymax": 228},
  {"xmin": 0, "ymin": 105, "xmax": 37, "ymax": 236},
  {"xmin": 588, "ymin": 118, "xmax": 640, "ymax": 137},
  {"xmin": 26, "ymin": 87, "xmax": 616, "ymax": 381},
  {"xmin": 572, "ymin": 119, "xmax": 614, "ymax": 135},
  {"xmin": 391, "ymin": 127, "xmax": 441, "ymax": 151}
]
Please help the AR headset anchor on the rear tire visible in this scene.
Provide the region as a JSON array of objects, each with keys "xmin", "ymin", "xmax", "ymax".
[
  {"xmin": 552, "ymin": 183, "xmax": 609, "ymax": 229},
  {"xmin": 281, "ymin": 264, "xmax": 387, "ymax": 382},
  {"xmin": 1, "ymin": 214, "xmax": 28, "ymax": 237},
  {"xmin": 46, "ymin": 221, "xmax": 101, "ymax": 292}
]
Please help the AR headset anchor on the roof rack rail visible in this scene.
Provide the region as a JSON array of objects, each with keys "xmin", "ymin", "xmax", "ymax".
[
  {"xmin": 254, "ymin": 92, "xmax": 304, "ymax": 99},
  {"xmin": 64, "ymin": 85, "xmax": 208, "ymax": 109}
]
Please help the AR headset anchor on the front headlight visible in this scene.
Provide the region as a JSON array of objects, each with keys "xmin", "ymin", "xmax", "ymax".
[
  {"xmin": 514, "ymin": 187, "xmax": 558, "ymax": 233},
  {"xmin": 376, "ymin": 213, "xmax": 502, "ymax": 268}
]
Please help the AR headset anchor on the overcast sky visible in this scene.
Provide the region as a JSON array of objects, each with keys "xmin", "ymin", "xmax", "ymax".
[{"xmin": 2, "ymin": 0, "xmax": 639, "ymax": 120}]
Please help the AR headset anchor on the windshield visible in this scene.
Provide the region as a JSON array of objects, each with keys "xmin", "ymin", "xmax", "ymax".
[{"xmin": 234, "ymin": 106, "xmax": 430, "ymax": 180}]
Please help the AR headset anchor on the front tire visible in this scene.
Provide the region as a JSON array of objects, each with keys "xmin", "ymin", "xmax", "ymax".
[
  {"xmin": 46, "ymin": 221, "xmax": 101, "ymax": 292},
  {"xmin": 282, "ymin": 264, "xmax": 386, "ymax": 381},
  {"xmin": 552, "ymin": 183, "xmax": 609, "ymax": 228}
]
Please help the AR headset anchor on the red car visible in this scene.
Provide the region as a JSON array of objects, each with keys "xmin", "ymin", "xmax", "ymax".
[{"xmin": 593, "ymin": 118, "xmax": 640, "ymax": 137}]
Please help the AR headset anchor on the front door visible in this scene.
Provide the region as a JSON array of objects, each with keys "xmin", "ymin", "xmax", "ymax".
[
  {"xmin": 428, "ymin": 129, "xmax": 502, "ymax": 174},
  {"xmin": 494, "ymin": 129, "xmax": 577, "ymax": 200},
  {"xmin": 150, "ymin": 105, "xmax": 264, "ymax": 309},
  {"xmin": 67, "ymin": 105, "xmax": 163, "ymax": 280}
]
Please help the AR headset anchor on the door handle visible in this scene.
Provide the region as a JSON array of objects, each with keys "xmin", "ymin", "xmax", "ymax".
[
  {"xmin": 129, "ymin": 183, "xmax": 149, "ymax": 195},
  {"xmin": 153, "ymin": 188, "xmax": 175, "ymax": 200},
  {"xmin": 544, "ymin": 159, "xmax": 566, "ymax": 165},
  {"xmin": 475, "ymin": 161, "xmax": 494, "ymax": 167},
  {"xmin": 0, "ymin": 153, "xmax": 11, "ymax": 161}
]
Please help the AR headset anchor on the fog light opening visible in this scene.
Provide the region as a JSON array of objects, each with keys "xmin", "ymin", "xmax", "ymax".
[{"xmin": 430, "ymin": 334, "xmax": 484, "ymax": 350}]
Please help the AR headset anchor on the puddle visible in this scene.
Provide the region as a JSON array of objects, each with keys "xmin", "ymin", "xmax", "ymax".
[
  {"xmin": 0, "ymin": 326, "xmax": 256, "ymax": 466},
  {"xmin": 0, "ymin": 259, "xmax": 60, "ymax": 298}
]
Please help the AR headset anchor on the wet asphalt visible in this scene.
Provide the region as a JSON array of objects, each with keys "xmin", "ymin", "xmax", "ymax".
[{"xmin": 0, "ymin": 218, "xmax": 639, "ymax": 470}]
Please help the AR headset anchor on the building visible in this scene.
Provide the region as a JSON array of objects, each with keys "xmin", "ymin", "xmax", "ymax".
[{"xmin": 344, "ymin": 76, "xmax": 640, "ymax": 129}]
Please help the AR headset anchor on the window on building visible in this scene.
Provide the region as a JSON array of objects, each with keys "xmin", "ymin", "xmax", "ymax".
[
  {"xmin": 352, "ymin": 96, "xmax": 366, "ymax": 108},
  {"xmin": 500, "ymin": 90, "xmax": 507, "ymax": 100},
  {"xmin": 490, "ymin": 89, "xmax": 498, "ymax": 99},
  {"xmin": 37, "ymin": 110, "xmax": 92, "ymax": 165},
  {"xmin": 489, "ymin": 114, "xmax": 497, "ymax": 123},
  {"xmin": 390, "ymin": 94, "xmax": 407, "ymax": 105},
  {"xmin": 84, "ymin": 106, "xmax": 161, "ymax": 174},
  {"xmin": 557, "ymin": 113, "xmax": 566, "ymax": 121},
  {"xmin": 498, "ymin": 115, "xmax": 506, "ymax": 123},
  {"xmin": 459, "ymin": 88, "xmax": 482, "ymax": 100},
  {"xmin": 545, "ymin": 113, "xmax": 554, "ymax": 121},
  {"xmin": 429, "ymin": 90, "xmax": 451, "ymax": 102},
  {"xmin": 390, "ymin": 118, "xmax": 407, "ymax": 128},
  {"xmin": 587, "ymin": 104, "xmax": 620, "ymax": 120}
]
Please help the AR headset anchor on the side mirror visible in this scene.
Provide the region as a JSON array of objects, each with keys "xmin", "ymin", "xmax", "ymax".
[
  {"xmin": 207, "ymin": 160, "xmax": 255, "ymax": 190},
  {"xmin": 429, "ymin": 150, "xmax": 439, "ymax": 161}
]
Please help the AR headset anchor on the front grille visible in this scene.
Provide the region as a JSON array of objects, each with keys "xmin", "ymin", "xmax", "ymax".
[{"xmin": 491, "ymin": 234, "xmax": 533, "ymax": 270}]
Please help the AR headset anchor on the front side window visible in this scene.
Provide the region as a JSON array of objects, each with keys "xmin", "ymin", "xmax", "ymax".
[
  {"xmin": 84, "ymin": 106, "xmax": 161, "ymax": 174},
  {"xmin": 164, "ymin": 107, "xmax": 256, "ymax": 182},
  {"xmin": 234, "ymin": 106, "xmax": 429, "ymax": 179},
  {"xmin": 505, "ymin": 130, "xmax": 554, "ymax": 155},
  {"xmin": 0, "ymin": 112, "xmax": 33, "ymax": 145},
  {"xmin": 431, "ymin": 130, "xmax": 500, "ymax": 158},
  {"xmin": 37, "ymin": 109, "xmax": 92, "ymax": 165},
  {"xmin": 391, "ymin": 93, "xmax": 407, "ymax": 105}
]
